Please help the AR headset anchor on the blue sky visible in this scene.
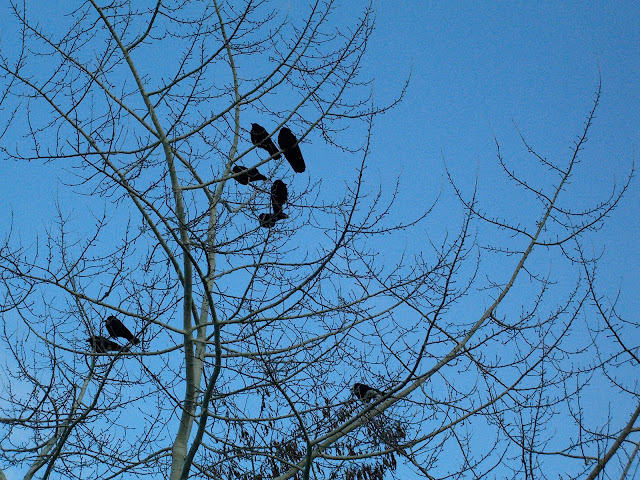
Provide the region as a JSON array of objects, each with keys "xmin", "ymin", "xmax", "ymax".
[
  {"xmin": 365, "ymin": 1, "xmax": 639, "ymax": 305},
  {"xmin": 1, "ymin": 1, "xmax": 639, "ymax": 478}
]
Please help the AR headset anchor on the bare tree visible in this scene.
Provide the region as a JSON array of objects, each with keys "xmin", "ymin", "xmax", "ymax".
[{"xmin": 0, "ymin": 1, "xmax": 636, "ymax": 480}]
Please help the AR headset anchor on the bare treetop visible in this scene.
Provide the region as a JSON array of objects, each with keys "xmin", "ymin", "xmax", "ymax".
[{"xmin": 0, "ymin": 2, "xmax": 637, "ymax": 480}]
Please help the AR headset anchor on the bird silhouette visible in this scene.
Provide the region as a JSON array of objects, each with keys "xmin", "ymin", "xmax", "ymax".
[
  {"xmin": 251, "ymin": 123, "xmax": 281, "ymax": 159},
  {"xmin": 353, "ymin": 383, "xmax": 383, "ymax": 403},
  {"xmin": 232, "ymin": 165, "xmax": 268, "ymax": 185},
  {"xmin": 105, "ymin": 315, "xmax": 140, "ymax": 345},
  {"xmin": 87, "ymin": 336, "xmax": 125, "ymax": 353},
  {"xmin": 278, "ymin": 127, "xmax": 305, "ymax": 173},
  {"xmin": 271, "ymin": 180, "xmax": 288, "ymax": 216},
  {"xmin": 258, "ymin": 212, "xmax": 288, "ymax": 228}
]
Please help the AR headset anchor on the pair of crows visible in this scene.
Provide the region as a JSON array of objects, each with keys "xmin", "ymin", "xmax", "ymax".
[
  {"xmin": 232, "ymin": 123, "xmax": 306, "ymax": 228},
  {"xmin": 87, "ymin": 316, "xmax": 140, "ymax": 353}
]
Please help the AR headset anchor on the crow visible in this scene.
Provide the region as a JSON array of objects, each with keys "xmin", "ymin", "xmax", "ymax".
[
  {"xmin": 278, "ymin": 127, "xmax": 305, "ymax": 173},
  {"xmin": 258, "ymin": 212, "xmax": 288, "ymax": 228},
  {"xmin": 232, "ymin": 165, "xmax": 268, "ymax": 185},
  {"xmin": 105, "ymin": 315, "xmax": 140, "ymax": 345},
  {"xmin": 271, "ymin": 180, "xmax": 288, "ymax": 216},
  {"xmin": 87, "ymin": 336, "xmax": 124, "ymax": 353},
  {"xmin": 251, "ymin": 123, "xmax": 281, "ymax": 159},
  {"xmin": 352, "ymin": 383, "xmax": 405, "ymax": 452},
  {"xmin": 353, "ymin": 383, "xmax": 383, "ymax": 403}
]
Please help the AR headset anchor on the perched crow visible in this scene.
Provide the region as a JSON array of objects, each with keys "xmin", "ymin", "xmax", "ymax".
[
  {"xmin": 251, "ymin": 123, "xmax": 281, "ymax": 159},
  {"xmin": 278, "ymin": 127, "xmax": 305, "ymax": 173},
  {"xmin": 88, "ymin": 336, "xmax": 124, "ymax": 353},
  {"xmin": 232, "ymin": 165, "xmax": 268, "ymax": 185},
  {"xmin": 258, "ymin": 212, "xmax": 288, "ymax": 228},
  {"xmin": 271, "ymin": 180, "xmax": 288, "ymax": 216},
  {"xmin": 353, "ymin": 383, "xmax": 383, "ymax": 403},
  {"xmin": 105, "ymin": 315, "xmax": 140, "ymax": 345}
]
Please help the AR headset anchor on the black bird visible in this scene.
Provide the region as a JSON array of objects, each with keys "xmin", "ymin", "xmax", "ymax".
[
  {"xmin": 105, "ymin": 315, "xmax": 140, "ymax": 345},
  {"xmin": 271, "ymin": 180, "xmax": 288, "ymax": 216},
  {"xmin": 87, "ymin": 336, "xmax": 124, "ymax": 353},
  {"xmin": 353, "ymin": 383, "xmax": 383, "ymax": 403},
  {"xmin": 251, "ymin": 123, "xmax": 281, "ymax": 159},
  {"xmin": 277, "ymin": 127, "xmax": 305, "ymax": 173},
  {"xmin": 258, "ymin": 212, "xmax": 288, "ymax": 228},
  {"xmin": 232, "ymin": 165, "xmax": 268, "ymax": 185}
]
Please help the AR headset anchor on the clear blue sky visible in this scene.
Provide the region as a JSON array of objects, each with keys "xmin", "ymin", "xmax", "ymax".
[
  {"xmin": 1, "ymin": 1, "xmax": 639, "ymax": 478},
  {"xmin": 365, "ymin": 1, "xmax": 639, "ymax": 307}
]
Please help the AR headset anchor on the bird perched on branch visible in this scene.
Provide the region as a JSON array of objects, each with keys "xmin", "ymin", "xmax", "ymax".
[
  {"xmin": 87, "ymin": 336, "xmax": 125, "ymax": 353},
  {"xmin": 251, "ymin": 123, "xmax": 281, "ymax": 159},
  {"xmin": 105, "ymin": 315, "xmax": 140, "ymax": 345},
  {"xmin": 232, "ymin": 165, "xmax": 268, "ymax": 185},
  {"xmin": 271, "ymin": 179, "xmax": 288, "ymax": 216},
  {"xmin": 258, "ymin": 179, "xmax": 289, "ymax": 228},
  {"xmin": 278, "ymin": 127, "xmax": 306, "ymax": 173},
  {"xmin": 352, "ymin": 382, "xmax": 406, "ymax": 452},
  {"xmin": 353, "ymin": 383, "xmax": 383, "ymax": 403},
  {"xmin": 258, "ymin": 212, "xmax": 288, "ymax": 228}
]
